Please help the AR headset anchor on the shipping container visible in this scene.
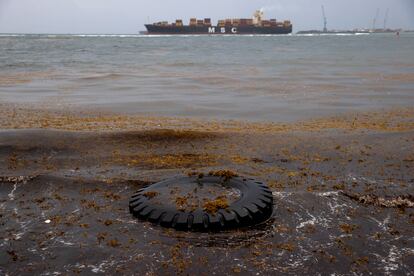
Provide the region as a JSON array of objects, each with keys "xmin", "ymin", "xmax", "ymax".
[
  {"xmin": 176, "ymin": 19, "xmax": 183, "ymax": 26},
  {"xmin": 189, "ymin": 18, "xmax": 197, "ymax": 26},
  {"xmin": 262, "ymin": 20, "xmax": 270, "ymax": 27}
]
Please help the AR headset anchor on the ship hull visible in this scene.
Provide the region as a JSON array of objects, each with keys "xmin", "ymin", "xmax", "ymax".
[{"xmin": 145, "ymin": 25, "xmax": 292, "ymax": 35}]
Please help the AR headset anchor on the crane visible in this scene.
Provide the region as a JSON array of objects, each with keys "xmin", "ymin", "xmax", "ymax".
[
  {"xmin": 383, "ymin": 8, "xmax": 389, "ymax": 29},
  {"xmin": 321, "ymin": 5, "xmax": 327, "ymax": 32},
  {"xmin": 372, "ymin": 8, "xmax": 380, "ymax": 30}
]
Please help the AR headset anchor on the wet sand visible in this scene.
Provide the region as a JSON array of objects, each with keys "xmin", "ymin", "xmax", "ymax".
[{"xmin": 1, "ymin": 105, "xmax": 414, "ymax": 274}]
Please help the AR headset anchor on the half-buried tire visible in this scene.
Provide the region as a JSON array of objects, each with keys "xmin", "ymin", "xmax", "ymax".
[{"xmin": 129, "ymin": 175, "xmax": 273, "ymax": 232}]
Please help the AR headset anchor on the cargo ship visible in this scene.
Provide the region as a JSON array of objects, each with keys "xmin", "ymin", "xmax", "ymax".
[{"xmin": 144, "ymin": 10, "xmax": 292, "ymax": 35}]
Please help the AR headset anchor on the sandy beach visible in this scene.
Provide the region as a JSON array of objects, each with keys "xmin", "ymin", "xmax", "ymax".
[{"xmin": 1, "ymin": 104, "xmax": 413, "ymax": 274}]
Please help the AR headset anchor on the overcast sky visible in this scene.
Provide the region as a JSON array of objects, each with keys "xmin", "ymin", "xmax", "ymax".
[{"xmin": 0, "ymin": 0, "xmax": 413, "ymax": 33}]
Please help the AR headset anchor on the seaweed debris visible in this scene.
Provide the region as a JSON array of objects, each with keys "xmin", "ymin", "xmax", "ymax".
[
  {"xmin": 342, "ymin": 192, "xmax": 414, "ymax": 208},
  {"xmin": 208, "ymin": 170, "xmax": 238, "ymax": 181},
  {"xmin": 203, "ymin": 196, "xmax": 229, "ymax": 214}
]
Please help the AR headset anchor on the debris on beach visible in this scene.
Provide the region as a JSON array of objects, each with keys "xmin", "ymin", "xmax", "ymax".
[{"xmin": 342, "ymin": 192, "xmax": 414, "ymax": 208}]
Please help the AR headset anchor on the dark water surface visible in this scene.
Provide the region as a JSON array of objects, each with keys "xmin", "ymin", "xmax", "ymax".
[
  {"xmin": 1, "ymin": 129, "xmax": 413, "ymax": 275},
  {"xmin": 1, "ymin": 33, "xmax": 414, "ymax": 121}
]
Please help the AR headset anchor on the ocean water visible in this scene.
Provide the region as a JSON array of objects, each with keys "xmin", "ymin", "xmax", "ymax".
[{"xmin": 1, "ymin": 33, "xmax": 414, "ymax": 122}]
